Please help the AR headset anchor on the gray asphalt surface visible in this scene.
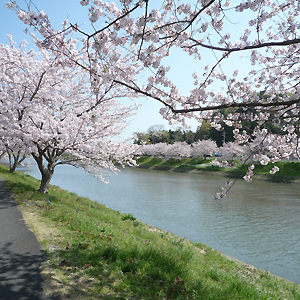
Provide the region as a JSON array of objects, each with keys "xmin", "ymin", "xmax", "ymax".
[{"xmin": 0, "ymin": 175, "xmax": 58, "ymax": 300}]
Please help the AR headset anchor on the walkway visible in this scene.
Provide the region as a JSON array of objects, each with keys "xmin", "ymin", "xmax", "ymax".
[{"xmin": 0, "ymin": 175, "xmax": 57, "ymax": 300}]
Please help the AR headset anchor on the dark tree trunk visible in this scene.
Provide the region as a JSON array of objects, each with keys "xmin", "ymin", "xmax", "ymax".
[
  {"xmin": 9, "ymin": 159, "xmax": 18, "ymax": 173},
  {"xmin": 0, "ymin": 151, "xmax": 5, "ymax": 159},
  {"xmin": 7, "ymin": 152, "xmax": 15, "ymax": 173},
  {"xmin": 32, "ymin": 150, "xmax": 56, "ymax": 194},
  {"xmin": 7, "ymin": 150, "xmax": 27, "ymax": 173},
  {"xmin": 38, "ymin": 168, "xmax": 54, "ymax": 194}
]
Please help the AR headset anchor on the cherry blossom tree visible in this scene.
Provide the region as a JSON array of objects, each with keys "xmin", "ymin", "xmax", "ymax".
[
  {"xmin": 165, "ymin": 142, "xmax": 191, "ymax": 161},
  {"xmin": 0, "ymin": 139, "xmax": 28, "ymax": 173},
  {"xmin": 191, "ymin": 139, "xmax": 218, "ymax": 160},
  {"xmin": 240, "ymin": 129, "xmax": 296, "ymax": 179},
  {"xmin": 0, "ymin": 38, "xmax": 139, "ymax": 193},
  {"xmin": 137, "ymin": 142, "xmax": 170, "ymax": 158},
  {"xmin": 219, "ymin": 142, "xmax": 244, "ymax": 160},
  {"xmin": 6, "ymin": 0, "xmax": 300, "ymax": 196}
]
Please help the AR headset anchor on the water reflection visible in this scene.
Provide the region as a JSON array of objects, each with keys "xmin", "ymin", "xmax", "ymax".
[{"xmin": 19, "ymin": 164, "xmax": 300, "ymax": 284}]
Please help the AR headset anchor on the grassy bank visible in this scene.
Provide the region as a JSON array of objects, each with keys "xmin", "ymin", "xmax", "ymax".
[
  {"xmin": 0, "ymin": 165, "xmax": 299, "ymax": 299},
  {"xmin": 135, "ymin": 156, "xmax": 300, "ymax": 181}
]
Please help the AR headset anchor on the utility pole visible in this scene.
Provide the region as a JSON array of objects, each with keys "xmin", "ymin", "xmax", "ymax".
[{"xmin": 222, "ymin": 130, "xmax": 226, "ymax": 146}]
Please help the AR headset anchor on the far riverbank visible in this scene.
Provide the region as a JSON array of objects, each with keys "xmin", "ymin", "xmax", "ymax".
[{"xmin": 133, "ymin": 156, "xmax": 300, "ymax": 183}]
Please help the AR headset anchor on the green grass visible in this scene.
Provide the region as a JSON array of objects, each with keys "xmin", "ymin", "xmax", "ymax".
[
  {"xmin": 0, "ymin": 164, "xmax": 299, "ymax": 299},
  {"xmin": 136, "ymin": 156, "xmax": 208, "ymax": 171},
  {"xmin": 234, "ymin": 161, "xmax": 300, "ymax": 177},
  {"xmin": 136, "ymin": 156, "xmax": 300, "ymax": 180}
]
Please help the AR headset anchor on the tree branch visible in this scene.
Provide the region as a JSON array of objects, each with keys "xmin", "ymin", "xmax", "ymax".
[
  {"xmin": 114, "ymin": 79, "xmax": 300, "ymax": 114},
  {"xmin": 87, "ymin": 2, "xmax": 141, "ymax": 40},
  {"xmin": 187, "ymin": 37, "xmax": 300, "ymax": 53}
]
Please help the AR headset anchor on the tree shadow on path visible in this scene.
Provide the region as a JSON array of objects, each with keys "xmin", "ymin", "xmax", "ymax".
[
  {"xmin": 0, "ymin": 175, "xmax": 59, "ymax": 299},
  {"xmin": 0, "ymin": 243, "xmax": 59, "ymax": 300}
]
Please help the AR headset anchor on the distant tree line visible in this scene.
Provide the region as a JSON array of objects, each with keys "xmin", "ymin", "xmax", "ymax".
[
  {"xmin": 134, "ymin": 122, "xmax": 234, "ymax": 147},
  {"xmin": 134, "ymin": 107, "xmax": 284, "ymax": 147}
]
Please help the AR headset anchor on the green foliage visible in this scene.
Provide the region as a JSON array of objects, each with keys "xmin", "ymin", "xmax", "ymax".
[
  {"xmin": 195, "ymin": 120, "xmax": 212, "ymax": 140},
  {"xmin": 134, "ymin": 126, "xmax": 198, "ymax": 145},
  {"xmin": 134, "ymin": 103, "xmax": 290, "ymax": 146},
  {"xmin": 121, "ymin": 214, "xmax": 136, "ymax": 221},
  {"xmin": 0, "ymin": 164, "xmax": 299, "ymax": 299}
]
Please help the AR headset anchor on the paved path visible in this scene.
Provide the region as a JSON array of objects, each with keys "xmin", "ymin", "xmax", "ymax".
[{"xmin": 0, "ymin": 175, "xmax": 58, "ymax": 300}]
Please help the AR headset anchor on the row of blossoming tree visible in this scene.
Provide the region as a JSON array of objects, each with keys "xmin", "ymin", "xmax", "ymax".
[
  {"xmin": 137, "ymin": 135, "xmax": 290, "ymax": 170},
  {"xmin": 137, "ymin": 140, "xmax": 230, "ymax": 161},
  {"xmin": 4, "ymin": 0, "xmax": 300, "ymax": 197}
]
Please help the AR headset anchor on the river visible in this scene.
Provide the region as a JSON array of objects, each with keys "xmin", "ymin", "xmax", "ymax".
[{"xmin": 18, "ymin": 163, "xmax": 300, "ymax": 284}]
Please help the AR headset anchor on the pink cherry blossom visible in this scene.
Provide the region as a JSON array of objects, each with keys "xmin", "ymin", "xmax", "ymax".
[
  {"xmin": 192, "ymin": 139, "xmax": 218, "ymax": 160},
  {"xmin": 0, "ymin": 38, "xmax": 139, "ymax": 193}
]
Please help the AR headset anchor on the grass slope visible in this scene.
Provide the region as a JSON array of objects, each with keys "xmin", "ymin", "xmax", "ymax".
[
  {"xmin": 0, "ymin": 165, "xmax": 299, "ymax": 299},
  {"xmin": 135, "ymin": 156, "xmax": 300, "ymax": 180}
]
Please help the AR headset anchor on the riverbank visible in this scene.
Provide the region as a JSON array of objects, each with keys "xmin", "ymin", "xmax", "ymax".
[
  {"xmin": 0, "ymin": 165, "xmax": 299, "ymax": 299},
  {"xmin": 134, "ymin": 156, "xmax": 300, "ymax": 183}
]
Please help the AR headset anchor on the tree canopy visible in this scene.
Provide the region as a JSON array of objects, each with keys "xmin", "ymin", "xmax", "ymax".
[{"xmin": 0, "ymin": 37, "xmax": 139, "ymax": 193}]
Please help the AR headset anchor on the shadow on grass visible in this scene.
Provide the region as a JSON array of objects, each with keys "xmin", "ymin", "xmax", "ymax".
[
  {"xmin": 50, "ymin": 241, "xmax": 264, "ymax": 299},
  {"xmin": 9, "ymin": 181, "xmax": 38, "ymax": 193},
  {"xmin": 52, "ymin": 242, "xmax": 195, "ymax": 299},
  {"xmin": 0, "ymin": 175, "xmax": 36, "ymax": 209},
  {"xmin": 152, "ymin": 165, "xmax": 173, "ymax": 171},
  {"xmin": 173, "ymin": 165, "xmax": 195, "ymax": 172}
]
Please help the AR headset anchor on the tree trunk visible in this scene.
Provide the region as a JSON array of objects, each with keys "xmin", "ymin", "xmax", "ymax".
[
  {"xmin": 32, "ymin": 151, "xmax": 56, "ymax": 194},
  {"xmin": 6, "ymin": 148, "xmax": 27, "ymax": 173},
  {"xmin": 0, "ymin": 151, "xmax": 5, "ymax": 159},
  {"xmin": 9, "ymin": 159, "xmax": 18, "ymax": 173},
  {"xmin": 7, "ymin": 152, "xmax": 16, "ymax": 173},
  {"xmin": 38, "ymin": 168, "xmax": 54, "ymax": 194}
]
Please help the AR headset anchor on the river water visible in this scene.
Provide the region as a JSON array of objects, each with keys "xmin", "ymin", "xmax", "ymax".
[{"xmin": 18, "ymin": 164, "xmax": 300, "ymax": 284}]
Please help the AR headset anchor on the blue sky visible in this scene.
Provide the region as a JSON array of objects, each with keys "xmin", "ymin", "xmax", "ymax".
[{"xmin": 0, "ymin": 1, "xmax": 251, "ymax": 137}]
